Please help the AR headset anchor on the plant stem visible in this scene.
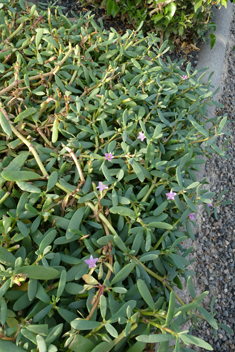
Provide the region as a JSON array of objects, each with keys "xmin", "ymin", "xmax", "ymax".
[
  {"xmin": 2, "ymin": 110, "xmax": 48, "ymax": 177},
  {"xmin": 0, "ymin": 46, "xmax": 74, "ymax": 96},
  {"xmin": 149, "ymin": 321, "xmax": 176, "ymax": 336},
  {"xmin": 165, "ymin": 121, "xmax": 178, "ymax": 143},
  {"xmin": 87, "ymin": 202, "xmax": 118, "ymax": 237},
  {"xmin": 3, "ymin": 22, "xmax": 24, "ymax": 44},
  {"xmin": 0, "ymin": 191, "xmax": 10, "ymax": 204},
  {"xmin": 189, "ymin": 135, "xmax": 215, "ymax": 145},
  {"xmin": 37, "ymin": 128, "xmax": 51, "ymax": 147},
  {"xmin": 112, "ymin": 323, "xmax": 138, "ymax": 347},
  {"xmin": 141, "ymin": 176, "xmax": 158, "ymax": 203},
  {"xmin": 62, "ymin": 143, "xmax": 85, "ymax": 184},
  {"xmin": 2, "ymin": 233, "xmax": 9, "ymax": 246},
  {"xmin": 153, "ymin": 234, "xmax": 165, "ymax": 250},
  {"xmin": 139, "ymin": 310, "xmax": 166, "ymax": 320},
  {"xmin": 86, "ymin": 287, "xmax": 104, "ymax": 320},
  {"xmin": 0, "ymin": 71, "xmax": 53, "ymax": 96},
  {"xmin": 53, "ymin": 44, "xmax": 73, "ymax": 74},
  {"xmin": 102, "ymin": 221, "xmax": 113, "ymax": 281},
  {"xmin": 129, "ymin": 254, "xmax": 185, "ymax": 306}
]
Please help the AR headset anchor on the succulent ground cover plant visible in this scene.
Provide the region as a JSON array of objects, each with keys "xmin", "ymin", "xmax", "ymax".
[
  {"xmin": 85, "ymin": 0, "xmax": 232, "ymax": 48},
  {"xmin": 0, "ymin": 1, "xmax": 233, "ymax": 351}
]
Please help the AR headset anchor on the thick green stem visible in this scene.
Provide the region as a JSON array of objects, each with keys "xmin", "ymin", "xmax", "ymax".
[
  {"xmin": 4, "ymin": 22, "xmax": 24, "ymax": 43},
  {"xmin": 0, "ymin": 191, "xmax": 10, "ymax": 204},
  {"xmin": 112, "ymin": 323, "xmax": 138, "ymax": 347},
  {"xmin": 150, "ymin": 321, "xmax": 177, "ymax": 336},
  {"xmin": 129, "ymin": 254, "xmax": 185, "ymax": 306},
  {"xmin": 85, "ymin": 324, "xmax": 103, "ymax": 338},
  {"xmin": 138, "ymin": 310, "xmax": 166, "ymax": 320},
  {"xmin": 141, "ymin": 176, "xmax": 158, "ymax": 203},
  {"xmin": 153, "ymin": 234, "xmax": 165, "ymax": 250},
  {"xmin": 53, "ymin": 45, "xmax": 73, "ymax": 74}
]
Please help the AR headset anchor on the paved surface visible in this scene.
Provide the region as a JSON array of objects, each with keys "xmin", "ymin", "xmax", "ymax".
[{"xmin": 197, "ymin": 2, "xmax": 234, "ymax": 87}]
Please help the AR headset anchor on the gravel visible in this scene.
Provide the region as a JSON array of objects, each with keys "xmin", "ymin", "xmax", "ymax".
[{"xmin": 28, "ymin": 0, "xmax": 235, "ymax": 349}]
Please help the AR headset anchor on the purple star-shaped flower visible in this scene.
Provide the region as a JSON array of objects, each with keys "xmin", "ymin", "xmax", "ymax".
[
  {"xmin": 166, "ymin": 190, "xmax": 177, "ymax": 200},
  {"xmin": 189, "ymin": 213, "xmax": 195, "ymax": 220},
  {"xmin": 105, "ymin": 153, "xmax": 114, "ymax": 162},
  {"xmin": 85, "ymin": 255, "xmax": 98, "ymax": 269},
  {"xmin": 137, "ymin": 132, "xmax": 146, "ymax": 142},
  {"xmin": 182, "ymin": 75, "xmax": 187, "ymax": 80},
  {"xmin": 96, "ymin": 182, "xmax": 108, "ymax": 192},
  {"xmin": 163, "ymin": 137, "xmax": 167, "ymax": 143}
]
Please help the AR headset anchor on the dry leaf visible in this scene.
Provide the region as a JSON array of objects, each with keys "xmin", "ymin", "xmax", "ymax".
[
  {"xmin": 181, "ymin": 41, "xmax": 188, "ymax": 49},
  {"xmin": 82, "ymin": 274, "xmax": 99, "ymax": 285},
  {"xmin": 80, "ymin": 35, "xmax": 89, "ymax": 46},
  {"xmin": 190, "ymin": 44, "xmax": 200, "ymax": 51}
]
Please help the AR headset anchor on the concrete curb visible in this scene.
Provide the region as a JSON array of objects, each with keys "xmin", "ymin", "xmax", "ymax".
[
  {"xmin": 197, "ymin": 2, "xmax": 234, "ymax": 96},
  {"xmin": 196, "ymin": 1, "xmax": 234, "ymax": 182}
]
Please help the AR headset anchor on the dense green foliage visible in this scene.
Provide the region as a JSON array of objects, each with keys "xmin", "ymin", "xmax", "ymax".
[
  {"xmin": 0, "ymin": 1, "xmax": 233, "ymax": 352},
  {"xmin": 94, "ymin": 0, "xmax": 230, "ymax": 47}
]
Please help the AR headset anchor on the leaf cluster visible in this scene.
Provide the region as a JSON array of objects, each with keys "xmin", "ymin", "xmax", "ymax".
[
  {"xmin": 91, "ymin": 0, "xmax": 229, "ymax": 48},
  {"xmin": 0, "ymin": 1, "xmax": 233, "ymax": 352}
]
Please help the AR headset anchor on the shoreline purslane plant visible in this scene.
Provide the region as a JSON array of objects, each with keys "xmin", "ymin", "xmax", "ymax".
[
  {"xmin": 0, "ymin": 1, "xmax": 233, "ymax": 352},
  {"xmin": 84, "ymin": 0, "xmax": 233, "ymax": 48}
]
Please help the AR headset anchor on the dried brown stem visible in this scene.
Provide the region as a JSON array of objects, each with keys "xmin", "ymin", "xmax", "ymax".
[
  {"xmin": 86, "ymin": 286, "xmax": 104, "ymax": 320},
  {"xmin": 102, "ymin": 221, "xmax": 113, "ymax": 281},
  {"xmin": 62, "ymin": 143, "xmax": 85, "ymax": 184},
  {"xmin": 37, "ymin": 128, "xmax": 51, "ymax": 147}
]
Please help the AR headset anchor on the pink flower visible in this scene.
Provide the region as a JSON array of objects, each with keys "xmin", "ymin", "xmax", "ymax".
[
  {"xmin": 105, "ymin": 153, "xmax": 114, "ymax": 162},
  {"xmin": 96, "ymin": 182, "xmax": 108, "ymax": 192},
  {"xmin": 208, "ymin": 202, "xmax": 213, "ymax": 207},
  {"xmin": 182, "ymin": 75, "xmax": 187, "ymax": 80},
  {"xmin": 189, "ymin": 213, "xmax": 195, "ymax": 220},
  {"xmin": 163, "ymin": 137, "xmax": 167, "ymax": 143},
  {"xmin": 85, "ymin": 255, "xmax": 98, "ymax": 269},
  {"xmin": 166, "ymin": 190, "xmax": 177, "ymax": 200},
  {"xmin": 137, "ymin": 132, "xmax": 146, "ymax": 142}
]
